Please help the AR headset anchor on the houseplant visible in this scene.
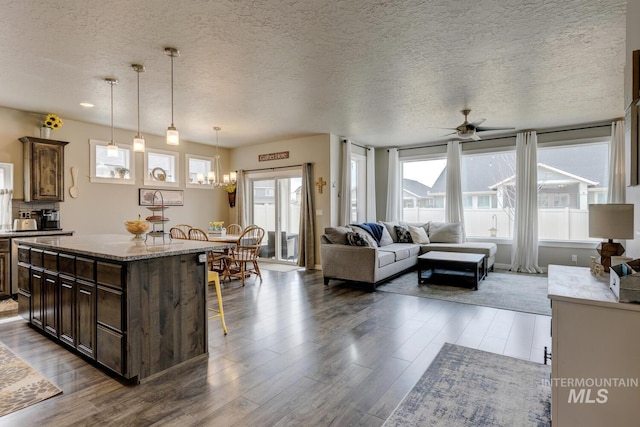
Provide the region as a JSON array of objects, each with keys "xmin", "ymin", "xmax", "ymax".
[
  {"xmin": 115, "ymin": 167, "xmax": 129, "ymax": 179},
  {"xmin": 226, "ymin": 184, "xmax": 237, "ymax": 207}
]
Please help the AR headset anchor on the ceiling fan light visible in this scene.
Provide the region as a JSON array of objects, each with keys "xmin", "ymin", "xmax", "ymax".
[{"xmin": 166, "ymin": 126, "xmax": 179, "ymax": 145}]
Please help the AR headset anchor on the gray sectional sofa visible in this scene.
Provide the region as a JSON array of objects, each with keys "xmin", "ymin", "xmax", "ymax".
[{"xmin": 320, "ymin": 221, "xmax": 497, "ymax": 289}]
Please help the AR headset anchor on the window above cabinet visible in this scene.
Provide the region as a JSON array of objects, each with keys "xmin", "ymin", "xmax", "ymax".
[
  {"xmin": 89, "ymin": 139, "xmax": 135, "ymax": 185},
  {"xmin": 144, "ymin": 148, "xmax": 179, "ymax": 187}
]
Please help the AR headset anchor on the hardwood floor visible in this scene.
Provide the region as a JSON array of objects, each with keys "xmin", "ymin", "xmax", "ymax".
[{"xmin": 0, "ymin": 268, "xmax": 550, "ymax": 426}]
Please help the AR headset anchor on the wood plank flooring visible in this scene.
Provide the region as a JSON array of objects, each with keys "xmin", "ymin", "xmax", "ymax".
[{"xmin": 0, "ymin": 268, "xmax": 550, "ymax": 426}]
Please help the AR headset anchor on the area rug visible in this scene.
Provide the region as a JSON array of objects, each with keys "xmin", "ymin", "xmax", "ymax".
[
  {"xmin": 0, "ymin": 341, "xmax": 62, "ymax": 416},
  {"xmin": 258, "ymin": 263, "xmax": 303, "ymax": 272},
  {"xmin": 377, "ymin": 270, "xmax": 550, "ymax": 315},
  {"xmin": 0, "ymin": 298, "xmax": 18, "ymax": 316},
  {"xmin": 384, "ymin": 343, "xmax": 551, "ymax": 427}
]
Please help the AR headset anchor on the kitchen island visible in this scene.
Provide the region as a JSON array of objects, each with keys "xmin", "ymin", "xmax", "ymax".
[{"xmin": 14, "ymin": 234, "xmax": 228, "ymax": 382}]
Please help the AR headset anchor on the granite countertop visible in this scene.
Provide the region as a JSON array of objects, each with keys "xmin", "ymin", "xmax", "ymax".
[
  {"xmin": 0, "ymin": 229, "xmax": 74, "ymax": 238},
  {"xmin": 12, "ymin": 234, "xmax": 230, "ymax": 262},
  {"xmin": 547, "ymin": 264, "xmax": 640, "ymax": 311}
]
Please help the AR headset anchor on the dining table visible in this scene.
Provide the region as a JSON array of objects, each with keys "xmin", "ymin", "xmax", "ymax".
[{"xmin": 207, "ymin": 234, "xmax": 241, "ymax": 243}]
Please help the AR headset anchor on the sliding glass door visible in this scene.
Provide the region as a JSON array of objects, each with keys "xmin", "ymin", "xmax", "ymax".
[{"xmin": 250, "ymin": 170, "xmax": 301, "ymax": 263}]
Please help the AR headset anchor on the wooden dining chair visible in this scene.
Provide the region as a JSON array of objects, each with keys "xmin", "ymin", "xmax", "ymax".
[
  {"xmin": 169, "ymin": 227, "xmax": 188, "ymax": 239},
  {"xmin": 226, "ymin": 224, "xmax": 242, "ymax": 235},
  {"xmin": 189, "ymin": 228, "xmax": 229, "ymax": 273},
  {"xmin": 173, "ymin": 224, "xmax": 193, "ymax": 236},
  {"xmin": 225, "ymin": 225, "xmax": 265, "ymax": 286}
]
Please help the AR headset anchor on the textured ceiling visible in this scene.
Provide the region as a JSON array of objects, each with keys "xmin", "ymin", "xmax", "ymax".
[{"xmin": 0, "ymin": 0, "xmax": 627, "ymax": 148}]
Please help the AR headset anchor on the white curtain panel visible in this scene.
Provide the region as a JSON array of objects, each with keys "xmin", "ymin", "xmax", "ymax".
[
  {"xmin": 366, "ymin": 147, "xmax": 377, "ymax": 222},
  {"xmin": 608, "ymin": 119, "xmax": 625, "ymax": 203},
  {"xmin": 510, "ymin": 131, "xmax": 543, "ymax": 273},
  {"xmin": 0, "ymin": 189, "xmax": 11, "ymax": 230},
  {"xmin": 445, "ymin": 141, "xmax": 465, "ymax": 230},
  {"xmin": 339, "ymin": 139, "xmax": 352, "ymax": 226},
  {"xmin": 386, "ymin": 148, "xmax": 401, "ymax": 221}
]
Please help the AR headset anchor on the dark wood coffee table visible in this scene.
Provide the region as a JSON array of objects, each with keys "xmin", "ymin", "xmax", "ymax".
[{"xmin": 417, "ymin": 251, "xmax": 486, "ymax": 290}]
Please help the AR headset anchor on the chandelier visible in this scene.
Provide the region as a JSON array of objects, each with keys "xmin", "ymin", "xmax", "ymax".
[{"xmin": 209, "ymin": 126, "xmax": 236, "ymax": 187}]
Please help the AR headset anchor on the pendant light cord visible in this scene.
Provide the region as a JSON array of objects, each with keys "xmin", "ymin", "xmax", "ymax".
[
  {"xmin": 170, "ymin": 54, "xmax": 174, "ymax": 127},
  {"xmin": 137, "ymin": 70, "xmax": 141, "ymax": 135},
  {"xmin": 110, "ymin": 81, "xmax": 114, "ymax": 143}
]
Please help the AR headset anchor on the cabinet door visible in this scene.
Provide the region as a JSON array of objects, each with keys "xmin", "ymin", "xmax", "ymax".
[
  {"xmin": 43, "ymin": 271, "xmax": 59, "ymax": 337},
  {"xmin": 0, "ymin": 251, "xmax": 9, "ymax": 297},
  {"xmin": 76, "ymin": 280, "xmax": 96, "ymax": 358},
  {"xmin": 31, "ymin": 269, "xmax": 43, "ymax": 329},
  {"xmin": 59, "ymin": 275, "xmax": 76, "ymax": 347},
  {"xmin": 20, "ymin": 137, "xmax": 68, "ymax": 202}
]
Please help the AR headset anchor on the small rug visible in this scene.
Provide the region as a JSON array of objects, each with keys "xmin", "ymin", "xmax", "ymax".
[
  {"xmin": 0, "ymin": 341, "xmax": 62, "ymax": 416},
  {"xmin": 377, "ymin": 270, "xmax": 550, "ymax": 316},
  {"xmin": 384, "ymin": 343, "xmax": 551, "ymax": 427}
]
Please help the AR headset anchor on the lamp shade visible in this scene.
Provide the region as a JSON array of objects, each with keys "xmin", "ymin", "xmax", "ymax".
[{"xmin": 588, "ymin": 204, "xmax": 634, "ymax": 239}]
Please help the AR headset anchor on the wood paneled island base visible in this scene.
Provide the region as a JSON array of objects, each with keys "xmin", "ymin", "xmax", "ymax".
[{"xmin": 14, "ymin": 234, "xmax": 228, "ymax": 382}]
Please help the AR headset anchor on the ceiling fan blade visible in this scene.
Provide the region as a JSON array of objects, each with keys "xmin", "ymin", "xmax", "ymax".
[
  {"xmin": 470, "ymin": 133, "xmax": 482, "ymax": 141},
  {"xmin": 475, "ymin": 126, "xmax": 515, "ymax": 132},
  {"xmin": 441, "ymin": 131, "xmax": 458, "ymax": 136},
  {"xmin": 428, "ymin": 126, "xmax": 458, "ymax": 131},
  {"xmin": 469, "ymin": 119, "xmax": 486, "ymax": 127}
]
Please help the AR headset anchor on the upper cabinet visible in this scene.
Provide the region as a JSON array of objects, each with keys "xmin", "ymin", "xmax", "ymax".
[{"xmin": 20, "ymin": 136, "xmax": 69, "ymax": 202}]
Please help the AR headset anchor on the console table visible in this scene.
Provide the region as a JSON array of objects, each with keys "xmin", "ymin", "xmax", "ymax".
[{"xmin": 548, "ymin": 265, "xmax": 640, "ymax": 426}]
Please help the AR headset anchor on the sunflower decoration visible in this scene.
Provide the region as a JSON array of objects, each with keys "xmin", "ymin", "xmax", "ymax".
[
  {"xmin": 43, "ymin": 113, "xmax": 63, "ymax": 130},
  {"xmin": 225, "ymin": 183, "xmax": 236, "ymax": 194}
]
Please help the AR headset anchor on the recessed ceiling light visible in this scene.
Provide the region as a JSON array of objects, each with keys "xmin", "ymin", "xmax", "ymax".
[{"xmin": 80, "ymin": 102, "xmax": 94, "ymax": 108}]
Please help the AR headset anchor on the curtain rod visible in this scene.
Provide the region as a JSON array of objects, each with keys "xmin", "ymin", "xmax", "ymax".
[
  {"xmin": 393, "ymin": 123, "xmax": 612, "ymax": 152},
  {"xmin": 342, "ymin": 139, "xmax": 371, "ymax": 150},
  {"xmin": 242, "ymin": 163, "xmax": 305, "ymax": 173}
]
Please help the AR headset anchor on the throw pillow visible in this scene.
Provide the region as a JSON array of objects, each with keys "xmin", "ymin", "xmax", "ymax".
[
  {"xmin": 408, "ymin": 225, "xmax": 430, "ymax": 244},
  {"xmin": 346, "ymin": 231, "xmax": 369, "ymax": 247},
  {"xmin": 350, "ymin": 225, "xmax": 379, "ymax": 247},
  {"xmin": 380, "ymin": 221, "xmax": 400, "ymax": 242},
  {"xmin": 428, "ymin": 222, "xmax": 464, "ymax": 243},
  {"xmin": 378, "ymin": 226, "xmax": 394, "ymax": 246},
  {"xmin": 323, "ymin": 226, "xmax": 352, "ymax": 245},
  {"xmin": 394, "ymin": 225, "xmax": 413, "ymax": 243}
]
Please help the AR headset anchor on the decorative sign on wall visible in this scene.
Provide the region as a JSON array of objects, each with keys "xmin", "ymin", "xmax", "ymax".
[{"xmin": 258, "ymin": 151, "xmax": 289, "ymax": 162}]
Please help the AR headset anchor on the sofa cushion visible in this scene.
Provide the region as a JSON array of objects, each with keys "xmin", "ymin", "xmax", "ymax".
[
  {"xmin": 377, "ymin": 251, "xmax": 396, "ymax": 268},
  {"xmin": 380, "ymin": 221, "xmax": 400, "ymax": 243},
  {"xmin": 394, "ymin": 225, "xmax": 413, "ymax": 243},
  {"xmin": 379, "ymin": 243, "xmax": 420, "ymax": 261},
  {"xmin": 428, "ymin": 222, "xmax": 464, "ymax": 243},
  {"xmin": 379, "ymin": 226, "xmax": 394, "ymax": 246},
  {"xmin": 346, "ymin": 231, "xmax": 370, "ymax": 247},
  {"xmin": 408, "ymin": 225, "xmax": 430, "ymax": 244},
  {"xmin": 323, "ymin": 226, "xmax": 352, "ymax": 245}
]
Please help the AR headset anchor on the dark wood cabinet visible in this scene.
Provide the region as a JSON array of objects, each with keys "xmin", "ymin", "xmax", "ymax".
[
  {"xmin": 59, "ymin": 274, "xmax": 76, "ymax": 348},
  {"xmin": 31, "ymin": 268, "xmax": 43, "ymax": 329},
  {"xmin": 20, "ymin": 136, "xmax": 68, "ymax": 202},
  {"xmin": 76, "ymin": 280, "xmax": 95, "ymax": 358},
  {"xmin": 0, "ymin": 239, "xmax": 9, "ymax": 298},
  {"xmin": 43, "ymin": 271, "xmax": 59, "ymax": 337}
]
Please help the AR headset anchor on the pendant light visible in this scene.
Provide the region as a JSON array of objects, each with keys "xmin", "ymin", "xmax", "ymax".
[
  {"xmin": 132, "ymin": 64, "xmax": 145, "ymax": 152},
  {"xmin": 165, "ymin": 47, "xmax": 180, "ymax": 146},
  {"xmin": 105, "ymin": 78, "xmax": 119, "ymax": 158}
]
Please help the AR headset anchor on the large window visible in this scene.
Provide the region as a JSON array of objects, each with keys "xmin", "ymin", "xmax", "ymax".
[
  {"xmin": 351, "ymin": 153, "xmax": 366, "ymax": 222},
  {"xmin": 401, "ymin": 158, "xmax": 446, "ymax": 223},
  {"xmin": 402, "ymin": 140, "xmax": 609, "ymax": 242},
  {"xmin": 185, "ymin": 154, "xmax": 214, "ymax": 189}
]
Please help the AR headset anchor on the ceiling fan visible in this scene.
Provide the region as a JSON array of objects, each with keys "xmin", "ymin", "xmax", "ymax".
[{"xmin": 438, "ymin": 109, "xmax": 514, "ymax": 141}]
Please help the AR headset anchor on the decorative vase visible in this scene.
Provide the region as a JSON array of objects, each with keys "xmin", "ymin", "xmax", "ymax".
[
  {"xmin": 228, "ymin": 190, "xmax": 236, "ymax": 208},
  {"xmin": 40, "ymin": 127, "xmax": 51, "ymax": 139}
]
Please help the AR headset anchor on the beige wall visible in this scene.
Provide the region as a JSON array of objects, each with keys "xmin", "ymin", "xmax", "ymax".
[
  {"xmin": 0, "ymin": 105, "xmax": 229, "ymax": 235},
  {"xmin": 229, "ymin": 133, "xmax": 337, "ymax": 267}
]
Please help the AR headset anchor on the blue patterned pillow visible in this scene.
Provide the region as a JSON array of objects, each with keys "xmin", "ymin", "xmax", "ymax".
[
  {"xmin": 394, "ymin": 225, "xmax": 413, "ymax": 243},
  {"xmin": 346, "ymin": 231, "xmax": 370, "ymax": 247}
]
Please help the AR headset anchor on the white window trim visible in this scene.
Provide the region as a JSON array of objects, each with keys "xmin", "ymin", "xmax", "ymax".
[
  {"xmin": 89, "ymin": 139, "xmax": 136, "ymax": 185},
  {"xmin": 143, "ymin": 147, "xmax": 179, "ymax": 187},
  {"xmin": 185, "ymin": 154, "xmax": 215, "ymax": 189}
]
